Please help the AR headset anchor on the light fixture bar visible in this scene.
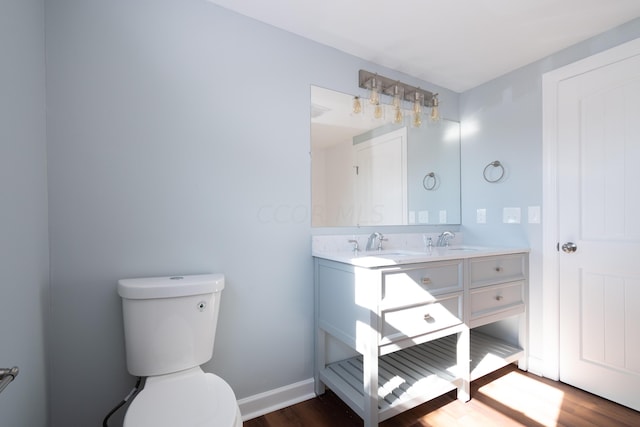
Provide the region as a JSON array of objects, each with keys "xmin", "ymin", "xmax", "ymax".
[{"xmin": 358, "ymin": 69, "xmax": 434, "ymax": 105}]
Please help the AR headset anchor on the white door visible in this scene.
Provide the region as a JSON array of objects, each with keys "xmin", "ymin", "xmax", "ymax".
[
  {"xmin": 354, "ymin": 127, "xmax": 407, "ymax": 226},
  {"xmin": 557, "ymin": 47, "xmax": 640, "ymax": 411}
]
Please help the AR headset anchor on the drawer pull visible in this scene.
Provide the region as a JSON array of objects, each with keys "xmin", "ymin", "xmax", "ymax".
[
  {"xmin": 421, "ymin": 277, "xmax": 432, "ymax": 285},
  {"xmin": 495, "ymin": 267, "xmax": 503, "ymax": 272},
  {"xmin": 495, "ymin": 295, "xmax": 504, "ymax": 301},
  {"xmin": 423, "ymin": 313, "xmax": 434, "ymax": 322}
]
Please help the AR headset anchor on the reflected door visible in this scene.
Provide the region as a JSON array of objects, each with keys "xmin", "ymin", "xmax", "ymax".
[{"xmin": 354, "ymin": 128, "xmax": 407, "ymax": 226}]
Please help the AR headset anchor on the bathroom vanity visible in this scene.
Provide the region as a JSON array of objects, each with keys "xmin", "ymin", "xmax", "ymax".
[{"xmin": 313, "ymin": 246, "xmax": 528, "ymax": 427}]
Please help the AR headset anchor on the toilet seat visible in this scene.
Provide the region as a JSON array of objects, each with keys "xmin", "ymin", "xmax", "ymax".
[{"xmin": 123, "ymin": 367, "xmax": 241, "ymax": 427}]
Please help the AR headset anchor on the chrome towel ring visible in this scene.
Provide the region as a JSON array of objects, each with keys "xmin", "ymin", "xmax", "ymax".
[
  {"xmin": 483, "ymin": 160, "xmax": 505, "ymax": 183},
  {"xmin": 423, "ymin": 172, "xmax": 437, "ymax": 190},
  {"xmin": 0, "ymin": 366, "xmax": 18, "ymax": 395}
]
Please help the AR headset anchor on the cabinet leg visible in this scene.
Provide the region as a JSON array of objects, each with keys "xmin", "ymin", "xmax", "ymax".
[
  {"xmin": 314, "ymin": 329, "xmax": 326, "ymax": 395},
  {"xmin": 362, "ymin": 346, "xmax": 378, "ymax": 427},
  {"xmin": 457, "ymin": 328, "xmax": 471, "ymax": 402}
]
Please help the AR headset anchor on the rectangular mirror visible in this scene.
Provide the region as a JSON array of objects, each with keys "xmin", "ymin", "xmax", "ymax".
[{"xmin": 311, "ymin": 85, "xmax": 461, "ymax": 227}]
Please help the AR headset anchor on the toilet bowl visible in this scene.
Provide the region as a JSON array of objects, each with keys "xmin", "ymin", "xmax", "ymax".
[
  {"xmin": 124, "ymin": 367, "xmax": 242, "ymax": 427},
  {"xmin": 118, "ymin": 274, "xmax": 241, "ymax": 427}
]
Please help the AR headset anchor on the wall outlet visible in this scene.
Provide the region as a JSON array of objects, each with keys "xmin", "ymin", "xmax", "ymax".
[
  {"xmin": 503, "ymin": 207, "xmax": 521, "ymax": 224},
  {"xmin": 408, "ymin": 211, "xmax": 416, "ymax": 224},
  {"xmin": 418, "ymin": 210, "xmax": 429, "ymax": 223},
  {"xmin": 439, "ymin": 210, "xmax": 447, "ymax": 223}
]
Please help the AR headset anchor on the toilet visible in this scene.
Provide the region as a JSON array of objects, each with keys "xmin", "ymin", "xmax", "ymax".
[{"xmin": 117, "ymin": 273, "xmax": 242, "ymax": 427}]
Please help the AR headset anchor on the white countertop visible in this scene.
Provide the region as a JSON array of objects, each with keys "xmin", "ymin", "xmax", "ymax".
[{"xmin": 312, "ymin": 245, "xmax": 529, "ymax": 268}]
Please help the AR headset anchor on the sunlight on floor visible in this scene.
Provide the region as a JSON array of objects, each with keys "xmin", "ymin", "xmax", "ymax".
[{"xmin": 478, "ymin": 371, "xmax": 564, "ymax": 427}]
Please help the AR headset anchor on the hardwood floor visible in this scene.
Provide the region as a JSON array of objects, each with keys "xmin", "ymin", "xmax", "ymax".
[{"xmin": 243, "ymin": 364, "xmax": 640, "ymax": 427}]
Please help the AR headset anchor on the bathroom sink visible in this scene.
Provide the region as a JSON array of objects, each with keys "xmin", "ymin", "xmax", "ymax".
[
  {"xmin": 313, "ymin": 244, "xmax": 528, "ymax": 268},
  {"xmin": 365, "ymin": 250, "xmax": 423, "ymax": 257},
  {"xmin": 374, "ymin": 251, "xmax": 418, "ymax": 257}
]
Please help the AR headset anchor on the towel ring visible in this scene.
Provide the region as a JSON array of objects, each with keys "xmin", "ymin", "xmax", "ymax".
[
  {"xmin": 483, "ymin": 160, "xmax": 504, "ymax": 183},
  {"xmin": 423, "ymin": 172, "xmax": 437, "ymax": 190}
]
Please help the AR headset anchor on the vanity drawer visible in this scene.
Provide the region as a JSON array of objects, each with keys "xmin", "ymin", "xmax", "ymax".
[
  {"xmin": 470, "ymin": 281, "xmax": 524, "ymax": 320},
  {"xmin": 469, "ymin": 254, "xmax": 526, "ymax": 288},
  {"xmin": 382, "ymin": 261, "xmax": 463, "ymax": 307},
  {"xmin": 381, "ymin": 294, "xmax": 462, "ymax": 344}
]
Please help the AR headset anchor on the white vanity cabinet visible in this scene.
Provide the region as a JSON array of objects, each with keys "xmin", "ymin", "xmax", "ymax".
[{"xmin": 314, "ymin": 250, "xmax": 528, "ymax": 427}]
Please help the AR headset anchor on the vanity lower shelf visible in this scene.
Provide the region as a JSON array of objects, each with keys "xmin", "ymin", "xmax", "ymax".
[{"xmin": 319, "ymin": 330, "xmax": 523, "ymax": 422}]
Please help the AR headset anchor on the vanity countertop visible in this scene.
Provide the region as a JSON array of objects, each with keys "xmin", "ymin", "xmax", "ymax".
[{"xmin": 312, "ymin": 245, "xmax": 530, "ymax": 268}]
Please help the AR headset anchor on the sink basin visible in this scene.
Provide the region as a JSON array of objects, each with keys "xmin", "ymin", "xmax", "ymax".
[
  {"xmin": 374, "ymin": 252, "xmax": 416, "ymax": 257},
  {"xmin": 446, "ymin": 246, "xmax": 478, "ymax": 251},
  {"xmin": 364, "ymin": 250, "xmax": 423, "ymax": 257}
]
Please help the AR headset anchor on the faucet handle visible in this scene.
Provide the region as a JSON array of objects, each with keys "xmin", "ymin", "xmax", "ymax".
[{"xmin": 348, "ymin": 239, "xmax": 359, "ymax": 253}]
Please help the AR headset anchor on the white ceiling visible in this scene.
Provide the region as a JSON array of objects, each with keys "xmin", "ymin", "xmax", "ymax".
[{"xmin": 208, "ymin": 0, "xmax": 640, "ymax": 92}]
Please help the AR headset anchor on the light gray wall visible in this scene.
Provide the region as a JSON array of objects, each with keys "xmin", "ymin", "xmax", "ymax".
[
  {"xmin": 42, "ymin": 1, "xmax": 640, "ymax": 424},
  {"xmin": 460, "ymin": 18, "xmax": 640, "ymax": 367},
  {"xmin": 0, "ymin": 0, "xmax": 49, "ymax": 425},
  {"xmin": 44, "ymin": 1, "xmax": 456, "ymax": 425}
]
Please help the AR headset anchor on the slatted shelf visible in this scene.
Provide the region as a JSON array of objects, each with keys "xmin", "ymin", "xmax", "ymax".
[{"xmin": 319, "ymin": 330, "xmax": 523, "ymax": 422}]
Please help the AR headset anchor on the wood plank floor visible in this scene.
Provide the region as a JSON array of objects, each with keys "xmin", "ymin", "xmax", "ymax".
[{"xmin": 244, "ymin": 364, "xmax": 640, "ymax": 427}]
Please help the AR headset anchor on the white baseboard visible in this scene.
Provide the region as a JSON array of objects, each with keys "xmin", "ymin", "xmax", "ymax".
[
  {"xmin": 237, "ymin": 378, "xmax": 316, "ymax": 421},
  {"xmin": 527, "ymin": 356, "xmax": 547, "ymax": 378}
]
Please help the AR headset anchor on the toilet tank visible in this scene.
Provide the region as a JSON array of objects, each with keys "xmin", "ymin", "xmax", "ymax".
[{"xmin": 117, "ymin": 274, "xmax": 225, "ymax": 377}]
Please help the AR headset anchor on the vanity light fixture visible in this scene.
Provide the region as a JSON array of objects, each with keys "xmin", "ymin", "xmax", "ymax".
[{"xmin": 357, "ymin": 69, "xmax": 436, "ymax": 128}]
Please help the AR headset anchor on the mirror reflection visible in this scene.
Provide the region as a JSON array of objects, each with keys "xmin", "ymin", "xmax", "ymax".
[{"xmin": 311, "ymin": 85, "xmax": 461, "ymax": 227}]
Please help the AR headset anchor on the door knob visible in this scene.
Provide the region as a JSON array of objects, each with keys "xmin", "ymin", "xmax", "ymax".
[{"xmin": 561, "ymin": 242, "xmax": 577, "ymax": 253}]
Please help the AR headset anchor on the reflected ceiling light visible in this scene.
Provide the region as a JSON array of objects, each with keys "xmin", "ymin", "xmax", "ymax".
[
  {"xmin": 352, "ymin": 96, "xmax": 362, "ymax": 114},
  {"xmin": 373, "ymin": 103, "xmax": 384, "ymax": 120},
  {"xmin": 357, "ymin": 69, "xmax": 436, "ymax": 127}
]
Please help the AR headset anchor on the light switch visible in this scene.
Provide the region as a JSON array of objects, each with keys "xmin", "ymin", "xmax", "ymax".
[
  {"xmin": 503, "ymin": 207, "xmax": 521, "ymax": 224},
  {"xmin": 418, "ymin": 210, "xmax": 429, "ymax": 223},
  {"xmin": 439, "ymin": 210, "xmax": 447, "ymax": 223},
  {"xmin": 528, "ymin": 206, "xmax": 541, "ymax": 224},
  {"xmin": 477, "ymin": 208, "xmax": 487, "ymax": 224},
  {"xmin": 408, "ymin": 211, "xmax": 416, "ymax": 224}
]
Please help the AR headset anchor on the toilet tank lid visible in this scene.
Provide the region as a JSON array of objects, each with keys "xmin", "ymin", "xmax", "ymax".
[{"xmin": 118, "ymin": 274, "xmax": 225, "ymax": 299}]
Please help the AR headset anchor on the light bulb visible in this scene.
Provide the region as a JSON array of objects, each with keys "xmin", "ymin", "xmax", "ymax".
[
  {"xmin": 430, "ymin": 94, "xmax": 440, "ymax": 122},
  {"xmin": 393, "ymin": 106, "xmax": 403, "ymax": 124},
  {"xmin": 412, "ymin": 91, "xmax": 423, "ymax": 127},
  {"xmin": 369, "ymin": 78, "xmax": 380, "ymax": 105},
  {"xmin": 352, "ymin": 96, "xmax": 362, "ymax": 114},
  {"xmin": 391, "ymin": 84, "xmax": 403, "ymax": 108},
  {"xmin": 374, "ymin": 104, "xmax": 383, "ymax": 120},
  {"xmin": 413, "ymin": 110, "xmax": 422, "ymax": 127},
  {"xmin": 391, "ymin": 84, "xmax": 403, "ymax": 124}
]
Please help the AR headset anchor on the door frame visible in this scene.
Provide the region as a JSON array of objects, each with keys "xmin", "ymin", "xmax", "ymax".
[{"xmin": 541, "ymin": 37, "xmax": 640, "ymax": 380}]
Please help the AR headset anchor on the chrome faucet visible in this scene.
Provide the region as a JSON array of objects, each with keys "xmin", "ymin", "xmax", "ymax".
[
  {"xmin": 348, "ymin": 239, "xmax": 360, "ymax": 254},
  {"xmin": 437, "ymin": 231, "xmax": 455, "ymax": 247},
  {"xmin": 365, "ymin": 232, "xmax": 385, "ymax": 251}
]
